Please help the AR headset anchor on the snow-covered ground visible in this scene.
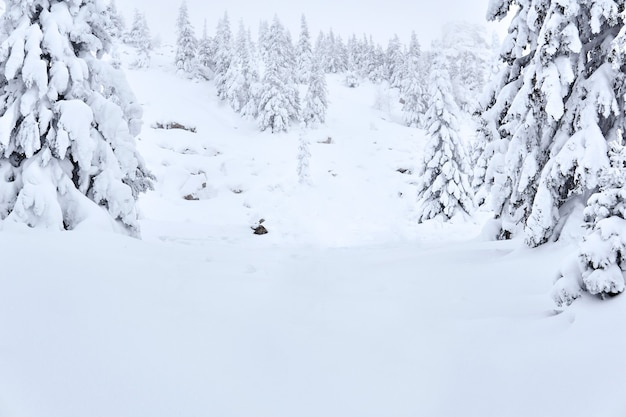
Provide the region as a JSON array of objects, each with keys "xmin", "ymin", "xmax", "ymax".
[{"xmin": 2, "ymin": 45, "xmax": 626, "ymax": 417}]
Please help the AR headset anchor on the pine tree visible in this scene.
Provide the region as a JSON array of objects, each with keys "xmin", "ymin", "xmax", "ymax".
[
  {"xmin": 477, "ymin": 0, "xmax": 624, "ymax": 246},
  {"xmin": 385, "ymin": 34, "xmax": 404, "ymax": 88},
  {"xmin": 367, "ymin": 39, "xmax": 385, "ymax": 83},
  {"xmin": 197, "ymin": 20, "xmax": 215, "ymax": 71},
  {"xmin": 257, "ymin": 16, "xmax": 300, "ymax": 133},
  {"xmin": 175, "ymin": 0, "xmax": 197, "ymax": 75},
  {"xmin": 127, "ymin": 9, "xmax": 151, "ymax": 68},
  {"xmin": 296, "ymin": 15, "xmax": 313, "ymax": 84},
  {"xmin": 297, "ymin": 126, "xmax": 311, "ymax": 185},
  {"xmin": 214, "ymin": 12, "xmax": 233, "ymax": 101},
  {"xmin": 402, "ymin": 31, "xmax": 425, "ymax": 127},
  {"xmin": 258, "ymin": 20, "xmax": 270, "ymax": 64},
  {"xmin": 0, "ymin": 0, "xmax": 152, "ymax": 235},
  {"xmin": 554, "ymin": 139, "xmax": 626, "ymax": 306},
  {"xmin": 439, "ymin": 22, "xmax": 491, "ymax": 113},
  {"xmin": 415, "ymin": 51, "xmax": 473, "ymax": 222},
  {"xmin": 302, "ymin": 55, "xmax": 328, "ymax": 127},
  {"xmin": 104, "ymin": 0, "xmax": 125, "ymax": 39},
  {"xmin": 226, "ymin": 21, "xmax": 259, "ymax": 114}
]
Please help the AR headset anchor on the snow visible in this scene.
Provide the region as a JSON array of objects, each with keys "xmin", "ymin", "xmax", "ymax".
[{"xmin": 2, "ymin": 42, "xmax": 626, "ymax": 417}]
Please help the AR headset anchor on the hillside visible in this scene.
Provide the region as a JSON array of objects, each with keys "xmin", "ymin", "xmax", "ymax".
[{"xmin": 1, "ymin": 44, "xmax": 626, "ymax": 417}]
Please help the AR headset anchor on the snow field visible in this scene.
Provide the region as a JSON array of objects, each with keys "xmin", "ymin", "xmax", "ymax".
[{"xmin": 2, "ymin": 43, "xmax": 626, "ymax": 417}]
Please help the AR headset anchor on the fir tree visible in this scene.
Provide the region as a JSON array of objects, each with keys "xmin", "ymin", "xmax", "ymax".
[
  {"xmin": 367, "ymin": 39, "xmax": 385, "ymax": 83},
  {"xmin": 257, "ymin": 16, "xmax": 300, "ymax": 133},
  {"xmin": 175, "ymin": 0, "xmax": 197, "ymax": 75},
  {"xmin": 385, "ymin": 34, "xmax": 404, "ymax": 88},
  {"xmin": 197, "ymin": 20, "xmax": 215, "ymax": 72},
  {"xmin": 415, "ymin": 51, "xmax": 473, "ymax": 222},
  {"xmin": 226, "ymin": 21, "xmax": 259, "ymax": 114},
  {"xmin": 297, "ymin": 126, "xmax": 311, "ymax": 185},
  {"xmin": 296, "ymin": 15, "xmax": 313, "ymax": 84},
  {"xmin": 214, "ymin": 12, "xmax": 233, "ymax": 101},
  {"xmin": 258, "ymin": 20, "xmax": 270, "ymax": 64},
  {"xmin": 302, "ymin": 55, "xmax": 328, "ymax": 127},
  {"xmin": 0, "ymin": 0, "xmax": 152, "ymax": 235},
  {"xmin": 402, "ymin": 31, "xmax": 425, "ymax": 127},
  {"xmin": 477, "ymin": 0, "xmax": 624, "ymax": 246},
  {"xmin": 554, "ymin": 139, "xmax": 626, "ymax": 306},
  {"xmin": 127, "ymin": 9, "xmax": 151, "ymax": 68},
  {"xmin": 104, "ymin": 0, "xmax": 125, "ymax": 39}
]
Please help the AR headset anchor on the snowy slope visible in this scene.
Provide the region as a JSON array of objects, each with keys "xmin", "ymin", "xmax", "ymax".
[{"xmin": 1, "ymin": 44, "xmax": 626, "ymax": 417}]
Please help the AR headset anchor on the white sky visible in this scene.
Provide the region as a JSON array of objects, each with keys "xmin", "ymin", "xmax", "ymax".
[{"xmin": 119, "ymin": 0, "xmax": 509, "ymax": 47}]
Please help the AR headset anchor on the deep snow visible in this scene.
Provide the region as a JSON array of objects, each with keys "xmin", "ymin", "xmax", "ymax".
[{"xmin": 1, "ymin": 44, "xmax": 626, "ymax": 417}]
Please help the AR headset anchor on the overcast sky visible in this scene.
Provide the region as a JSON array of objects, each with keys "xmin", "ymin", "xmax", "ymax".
[{"xmin": 119, "ymin": 0, "xmax": 508, "ymax": 47}]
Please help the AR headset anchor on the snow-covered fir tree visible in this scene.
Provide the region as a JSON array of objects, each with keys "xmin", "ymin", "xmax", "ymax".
[
  {"xmin": 302, "ymin": 54, "xmax": 328, "ymax": 127},
  {"xmin": 174, "ymin": 0, "xmax": 197, "ymax": 75},
  {"xmin": 297, "ymin": 126, "xmax": 311, "ymax": 185},
  {"xmin": 323, "ymin": 31, "xmax": 348, "ymax": 74},
  {"xmin": 197, "ymin": 20, "xmax": 215, "ymax": 73},
  {"xmin": 439, "ymin": 22, "xmax": 492, "ymax": 113},
  {"xmin": 476, "ymin": 0, "xmax": 624, "ymax": 246},
  {"xmin": 296, "ymin": 15, "xmax": 313, "ymax": 84},
  {"xmin": 415, "ymin": 50, "xmax": 473, "ymax": 222},
  {"xmin": 214, "ymin": 12, "xmax": 233, "ymax": 101},
  {"xmin": 104, "ymin": 0, "xmax": 125, "ymax": 39},
  {"xmin": 257, "ymin": 16, "xmax": 300, "ymax": 133},
  {"xmin": 385, "ymin": 34, "xmax": 404, "ymax": 88},
  {"xmin": 226, "ymin": 21, "xmax": 259, "ymax": 114},
  {"xmin": 0, "ymin": 0, "xmax": 152, "ymax": 235},
  {"xmin": 554, "ymin": 139, "xmax": 626, "ymax": 306},
  {"xmin": 258, "ymin": 19, "xmax": 270, "ymax": 64},
  {"xmin": 402, "ymin": 31, "xmax": 425, "ymax": 127},
  {"xmin": 367, "ymin": 40, "xmax": 385, "ymax": 83},
  {"xmin": 127, "ymin": 9, "xmax": 152, "ymax": 68}
]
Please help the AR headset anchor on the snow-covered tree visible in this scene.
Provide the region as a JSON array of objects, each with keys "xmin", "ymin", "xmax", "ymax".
[
  {"xmin": 297, "ymin": 126, "xmax": 311, "ymax": 185},
  {"xmin": 197, "ymin": 20, "xmax": 215, "ymax": 73},
  {"xmin": 385, "ymin": 34, "xmax": 404, "ymax": 88},
  {"xmin": 476, "ymin": 0, "xmax": 624, "ymax": 246},
  {"xmin": 296, "ymin": 15, "xmax": 313, "ymax": 84},
  {"xmin": 214, "ymin": 12, "xmax": 233, "ymax": 101},
  {"xmin": 402, "ymin": 31, "xmax": 425, "ymax": 127},
  {"xmin": 302, "ymin": 54, "xmax": 328, "ymax": 127},
  {"xmin": 258, "ymin": 19, "xmax": 270, "ymax": 64},
  {"xmin": 226, "ymin": 21, "xmax": 259, "ymax": 114},
  {"xmin": 367, "ymin": 40, "xmax": 385, "ymax": 83},
  {"xmin": 0, "ymin": 0, "xmax": 153, "ymax": 235},
  {"xmin": 257, "ymin": 16, "xmax": 300, "ymax": 133},
  {"xmin": 104, "ymin": 0, "xmax": 125, "ymax": 39},
  {"xmin": 174, "ymin": 1, "xmax": 197, "ymax": 74},
  {"xmin": 439, "ymin": 22, "xmax": 492, "ymax": 112},
  {"xmin": 126, "ymin": 9, "xmax": 151, "ymax": 68},
  {"xmin": 554, "ymin": 139, "xmax": 626, "ymax": 306},
  {"xmin": 415, "ymin": 51, "xmax": 473, "ymax": 222}
]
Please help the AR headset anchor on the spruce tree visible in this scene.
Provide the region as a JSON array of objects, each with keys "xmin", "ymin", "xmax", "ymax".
[
  {"xmin": 302, "ymin": 55, "xmax": 328, "ymax": 127},
  {"xmin": 296, "ymin": 15, "xmax": 313, "ymax": 84},
  {"xmin": 226, "ymin": 21, "xmax": 259, "ymax": 114},
  {"xmin": 104, "ymin": 0, "xmax": 125, "ymax": 39},
  {"xmin": 0, "ymin": 0, "xmax": 152, "ymax": 235},
  {"xmin": 402, "ymin": 31, "xmax": 425, "ymax": 127},
  {"xmin": 257, "ymin": 16, "xmax": 300, "ymax": 133},
  {"xmin": 385, "ymin": 34, "xmax": 404, "ymax": 88},
  {"xmin": 214, "ymin": 12, "xmax": 233, "ymax": 101},
  {"xmin": 175, "ymin": 0, "xmax": 197, "ymax": 75},
  {"xmin": 554, "ymin": 139, "xmax": 626, "ymax": 306},
  {"xmin": 477, "ymin": 0, "xmax": 624, "ymax": 246},
  {"xmin": 197, "ymin": 20, "xmax": 215, "ymax": 72},
  {"xmin": 127, "ymin": 9, "xmax": 151, "ymax": 68},
  {"xmin": 297, "ymin": 126, "xmax": 311, "ymax": 185},
  {"xmin": 415, "ymin": 51, "xmax": 473, "ymax": 222}
]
